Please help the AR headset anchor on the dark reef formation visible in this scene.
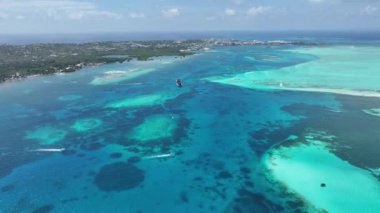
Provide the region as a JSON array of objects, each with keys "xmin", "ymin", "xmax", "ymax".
[
  {"xmin": 94, "ymin": 162, "xmax": 144, "ymax": 192},
  {"xmin": 110, "ymin": 152, "xmax": 123, "ymax": 159},
  {"xmin": 32, "ymin": 205, "xmax": 54, "ymax": 213}
]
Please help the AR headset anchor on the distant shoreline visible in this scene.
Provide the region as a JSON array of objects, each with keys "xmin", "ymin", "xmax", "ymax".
[
  {"xmin": 0, "ymin": 40, "xmax": 197, "ymax": 83},
  {"xmin": 1, "ymin": 31, "xmax": 380, "ymax": 45},
  {"xmin": 0, "ymin": 39, "xmax": 321, "ymax": 83}
]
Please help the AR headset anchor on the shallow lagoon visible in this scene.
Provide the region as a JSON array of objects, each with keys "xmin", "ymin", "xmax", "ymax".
[
  {"xmin": 207, "ymin": 45, "xmax": 380, "ymax": 97},
  {"xmin": 0, "ymin": 42, "xmax": 380, "ymax": 212},
  {"xmin": 264, "ymin": 131, "xmax": 380, "ymax": 212},
  {"xmin": 105, "ymin": 92, "xmax": 186, "ymax": 109},
  {"xmin": 25, "ymin": 126, "xmax": 67, "ymax": 146},
  {"xmin": 128, "ymin": 114, "xmax": 178, "ymax": 142}
]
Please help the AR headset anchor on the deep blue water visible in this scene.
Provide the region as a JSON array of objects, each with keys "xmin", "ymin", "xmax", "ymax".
[
  {"xmin": 1, "ymin": 31, "xmax": 380, "ymax": 44},
  {"xmin": 0, "ymin": 37, "xmax": 380, "ymax": 212}
]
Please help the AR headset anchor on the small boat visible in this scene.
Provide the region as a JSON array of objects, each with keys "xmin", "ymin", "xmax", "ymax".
[{"xmin": 176, "ymin": 78, "xmax": 182, "ymax": 87}]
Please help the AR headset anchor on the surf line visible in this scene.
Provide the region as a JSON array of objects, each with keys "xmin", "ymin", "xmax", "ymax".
[
  {"xmin": 116, "ymin": 82, "xmax": 143, "ymax": 86},
  {"xmin": 143, "ymin": 153, "xmax": 175, "ymax": 159}
]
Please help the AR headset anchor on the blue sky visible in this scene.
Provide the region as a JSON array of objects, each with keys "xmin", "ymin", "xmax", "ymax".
[{"xmin": 0, "ymin": 0, "xmax": 379, "ymax": 33}]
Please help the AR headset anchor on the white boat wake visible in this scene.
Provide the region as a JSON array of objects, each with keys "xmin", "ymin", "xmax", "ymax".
[
  {"xmin": 29, "ymin": 148, "xmax": 66, "ymax": 153},
  {"xmin": 143, "ymin": 153, "xmax": 175, "ymax": 159}
]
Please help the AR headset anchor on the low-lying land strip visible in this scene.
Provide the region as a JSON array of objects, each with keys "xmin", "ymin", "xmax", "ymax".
[{"xmin": 0, "ymin": 39, "xmax": 316, "ymax": 82}]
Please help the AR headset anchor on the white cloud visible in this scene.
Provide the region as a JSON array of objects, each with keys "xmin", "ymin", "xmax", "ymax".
[
  {"xmin": 225, "ymin": 8, "xmax": 236, "ymax": 16},
  {"xmin": 0, "ymin": 0, "xmax": 122, "ymax": 20},
  {"xmin": 67, "ymin": 11, "xmax": 122, "ymax": 20},
  {"xmin": 247, "ymin": 6, "xmax": 271, "ymax": 16},
  {"xmin": 129, "ymin": 12, "xmax": 145, "ymax": 19},
  {"xmin": 363, "ymin": 5, "xmax": 378, "ymax": 15},
  {"xmin": 161, "ymin": 8, "xmax": 180, "ymax": 18}
]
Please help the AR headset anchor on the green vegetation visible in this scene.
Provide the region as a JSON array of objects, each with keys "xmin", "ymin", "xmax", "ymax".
[
  {"xmin": 0, "ymin": 40, "xmax": 198, "ymax": 82},
  {"xmin": 0, "ymin": 39, "xmax": 310, "ymax": 82}
]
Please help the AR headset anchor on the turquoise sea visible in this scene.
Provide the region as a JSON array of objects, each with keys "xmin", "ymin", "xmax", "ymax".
[{"xmin": 1, "ymin": 34, "xmax": 380, "ymax": 212}]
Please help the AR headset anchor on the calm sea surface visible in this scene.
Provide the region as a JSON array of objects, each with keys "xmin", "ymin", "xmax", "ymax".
[{"xmin": 0, "ymin": 33, "xmax": 380, "ymax": 212}]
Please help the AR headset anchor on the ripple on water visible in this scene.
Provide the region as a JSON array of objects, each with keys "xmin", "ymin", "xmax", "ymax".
[{"xmin": 363, "ymin": 108, "xmax": 380, "ymax": 118}]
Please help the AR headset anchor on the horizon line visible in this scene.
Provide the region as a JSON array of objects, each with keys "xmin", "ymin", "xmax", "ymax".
[{"xmin": 1, "ymin": 29, "xmax": 380, "ymax": 36}]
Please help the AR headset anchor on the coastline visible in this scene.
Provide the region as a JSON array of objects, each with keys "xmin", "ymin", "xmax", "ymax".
[
  {"xmin": 0, "ymin": 40, "xmax": 197, "ymax": 83},
  {"xmin": 0, "ymin": 39, "xmax": 321, "ymax": 84},
  {"xmin": 0, "ymin": 62, "xmax": 106, "ymax": 84}
]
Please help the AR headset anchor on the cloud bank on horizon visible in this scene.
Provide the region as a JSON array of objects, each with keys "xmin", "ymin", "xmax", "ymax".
[{"xmin": 0, "ymin": 0, "xmax": 379, "ymax": 33}]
